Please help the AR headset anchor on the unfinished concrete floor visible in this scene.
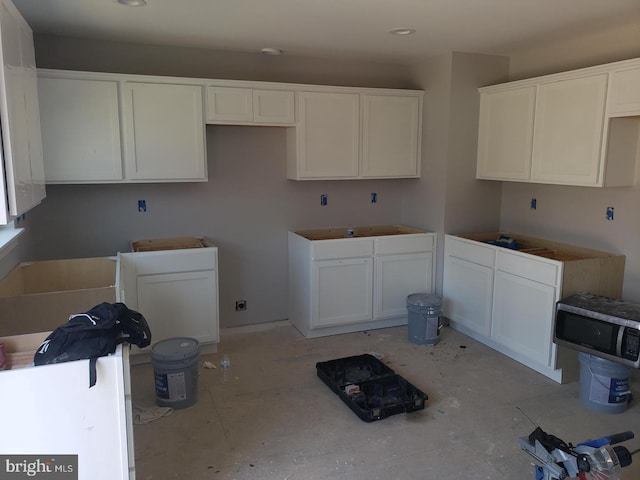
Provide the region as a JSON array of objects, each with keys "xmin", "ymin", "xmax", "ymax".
[{"xmin": 131, "ymin": 321, "xmax": 640, "ymax": 479}]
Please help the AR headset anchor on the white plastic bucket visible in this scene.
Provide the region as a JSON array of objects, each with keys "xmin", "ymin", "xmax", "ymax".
[
  {"xmin": 152, "ymin": 337, "xmax": 200, "ymax": 409},
  {"xmin": 578, "ymin": 352, "xmax": 632, "ymax": 414}
]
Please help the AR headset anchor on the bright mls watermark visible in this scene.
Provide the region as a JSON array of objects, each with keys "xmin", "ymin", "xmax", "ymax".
[{"xmin": 0, "ymin": 456, "xmax": 77, "ymax": 479}]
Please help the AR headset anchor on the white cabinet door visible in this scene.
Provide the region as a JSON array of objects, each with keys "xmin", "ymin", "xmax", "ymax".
[
  {"xmin": 476, "ymin": 86, "xmax": 536, "ymax": 181},
  {"xmin": 443, "ymin": 255, "xmax": 494, "ymax": 337},
  {"xmin": 531, "ymin": 74, "xmax": 608, "ymax": 185},
  {"xmin": 374, "ymin": 252, "xmax": 432, "ymax": 319},
  {"xmin": 0, "ymin": 0, "xmax": 45, "ymax": 223},
  {"xmin": 136, "ymin": 270, "xmax": 219, "ymax": 348},
  {"xmin": 39, "ymin": 77, "xmax": 123, "ymax": 182},
  {"xmin": 609, "ymin": 66, "xmax": 640, "ymax": 116},
  {"xmin": 123, "ymin": 82, "xmax": 206, "ymax": 181},
  {"xmin": 312, "ymin": 257, "xmax": 372, "ymax": 329},
  {"xmin": 291, "ymin": 91, "xmax": 360, "ymax": 179},
  {"xmin": 253, "ymin": 89, "xmax": 294, "ymax": 124},
  {"xmin": 361, "ymin": 95, "xmax": 420, "ymax": 178},
  {"xmin": 206, "ymin": 86, "xmax": 253, "ymax": 122},
  {"xmin": 492, "ymin": 270, "xmax": 556, "ymax": 367}
]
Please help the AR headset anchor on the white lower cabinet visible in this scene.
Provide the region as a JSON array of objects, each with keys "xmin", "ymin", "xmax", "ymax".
[
  {"xmin": 289, "ymin": 229, "xmax": 435, "ymax": 338},
  {"xmin": 443, "ymin": 233, "xmax": 624, "ymax": 383},
  {"xmin": 118, "ymin": 243, "xmax": 219, "ymax": 360}
]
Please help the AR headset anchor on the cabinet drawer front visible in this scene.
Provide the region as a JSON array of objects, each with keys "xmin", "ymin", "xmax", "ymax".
[
  {"xmin": 375, "ymin": 234, "xmax": 433, "ymax": 255},
  {"xmin": 312, "ymin": 239, "xmax": 373, "ymax": 260},
  {"xmin": 497, "ymin": 251, "xmax": 559, "ymax": 286},
  {"xmin": 129, "ymin": 248, "xmax": 217, "ymax": 275},
  {"xmin": 445, "ymin": 236, "xmax": 495, "ymax": 267}
]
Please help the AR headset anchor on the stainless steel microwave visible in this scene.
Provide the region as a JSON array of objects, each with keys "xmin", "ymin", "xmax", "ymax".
[{"xmin": 554, "ymin": 292, "xmax": 640, "ymax": 368}]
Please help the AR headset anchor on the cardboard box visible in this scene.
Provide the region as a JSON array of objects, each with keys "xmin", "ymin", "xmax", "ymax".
[{"xmin": 0, "ymin": 257, "xmax": 116, "ymax": 337}]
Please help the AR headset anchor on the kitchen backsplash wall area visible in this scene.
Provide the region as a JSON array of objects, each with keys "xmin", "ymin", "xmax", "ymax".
[{"xmin": 20, "ymin": 126, "xmax": 411, "ymax": 327}]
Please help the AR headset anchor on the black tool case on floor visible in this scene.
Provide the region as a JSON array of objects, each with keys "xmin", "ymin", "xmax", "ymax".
[{"xmin": 316, "ymin": 354, "xmax": 428, "ymax": 422}]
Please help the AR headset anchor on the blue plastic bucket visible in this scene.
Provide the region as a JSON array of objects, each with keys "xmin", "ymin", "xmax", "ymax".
[{"xmin": 578, "ymin": 352, "xmax": 632, "ymax": 414}]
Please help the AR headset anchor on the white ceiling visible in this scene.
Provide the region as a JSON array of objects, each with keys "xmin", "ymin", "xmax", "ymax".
[{"xmin": 12, "ymin": 0, "xmax": 640, "ymax": 64}]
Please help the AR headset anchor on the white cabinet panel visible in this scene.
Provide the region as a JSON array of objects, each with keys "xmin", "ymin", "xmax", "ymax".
[
  {"xmin": 38, "ymin": 77, "xmax": 123, "ymax": 182},
  {"xmin": 361, "ymin": 95, "xmax": 420, "ymax": 178},
  {"xmin": 312, "ymin": 258, "xmax": 373, "ymax": 328},
  {"xmin": 253, "ymin": 89, "xmax": 294, "ymax": 124},
  {"xmin": 289, "ymin": 91, "xmax": 360, "ymax": 179},
  {"xmin": 0, "ymin": 345, "xmax": 132, "ymax": 479},
  {"xmin": 496, "ymin": 250, "xmax": 559, "ymax": 286},
  {"xmin": 374, "ymin": 252, "xmax": 433, "ymax": 319},
  {"xmin": 136, "ymin": 270, "xmax": 218, "ymax": 348},
  {"xmin": 443, "ymin": 255, "xmax": 494, "ymax": 338},
  {"xmin": 206, "ymin": 86, "xmax": 253, "ymax": 122},
  {"xmin": 492, "ymin": 270, "xmax": 556, "ymax": 367},
  {"xmin": 531, "ymin": 74, "xmax": 608, "ymax": 185},
  {"xmin": 476, "ymin": 86, "xmax": 536, "ymax": 181},
  {"xmin": 609, "ymin": 66, "xmax": 640, "ymax": 116},
  {"xmin": 312, "ymin": 238, "xmax": 373, "ymax": 260},
  {"xmin": 123, "ymin": 82, "xmax": 206, "ymax": 181},
  {"xmin": 0, "ymin": 0, "xmax": 45, "ymax": 223}
]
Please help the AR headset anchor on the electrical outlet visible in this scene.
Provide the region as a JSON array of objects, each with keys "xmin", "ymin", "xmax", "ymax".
[
  {"xmin": 606, "ymin": 206, "xmax": 614, "ymax": 221},
  {"xmin": 530, "ymin": 198, "xmax": 537, "ymax": 210},
  {"xmin": 371, "ymin": 192, "xmax": 377, "ymax": 203},
  {"xmin": 235, "ymin": 300, "xmax": 247, "ymax": 311},
  {"xmin": 320, "ymin": 194, "xmax": 327, "ymax": 206},
  {"xmin": 138, "ymin": 200, "xmax": 147, "ymax": 212}
]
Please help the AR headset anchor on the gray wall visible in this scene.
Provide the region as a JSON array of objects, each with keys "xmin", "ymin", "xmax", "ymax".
[
  {"xmin": 22, "ymin": 36, "xmax": 419, "ymax": 328},
  {"xmin": 501, "ymin": 25, "xmax": 640, "ymax": 303},
  {"xmin": 403, "ymin": 52, "xmax": 508, "ymax": 293}
]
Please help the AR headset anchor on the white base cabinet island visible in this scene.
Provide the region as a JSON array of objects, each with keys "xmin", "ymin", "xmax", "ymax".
[{"xmin": 288, "ymin": 226, "xmax": 435, "ymax": 338}]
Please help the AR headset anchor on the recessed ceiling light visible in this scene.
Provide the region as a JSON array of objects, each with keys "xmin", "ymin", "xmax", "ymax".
[
  {"xmin": 116, "ymin": 0, "xmax": 147, "ymax": 6},
  {"xmin": 261, "ymin": 48, "xmax": 283, "ymax": 56},
  {"xmin": 389, "ymin": 28, "xmax": 416, "ymax": 36}
]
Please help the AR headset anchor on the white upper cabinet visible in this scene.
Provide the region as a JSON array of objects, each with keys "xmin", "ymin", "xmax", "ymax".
[
  {"xmin": 37, "ymin": 69, "xmax": 422, "ymax": 183},
  {"xmin": 38, "ymin": 76, "xmax": 123, "ymax": 182},
  {"xmin": 288, "ymin": 91, "xmax": 360, "ymax": 179},
  {"xmin": 476, "ymin": 86, "xmax": 535, "ymax": 181},
  {"xmin": 531, "ymin": 74, "xmax": 607, "ymax": 185},
  {"xmin": 0, "ymin": 0, "xmax": 45, "ymax": 223},
  {"xmin": 206, "ymin": 86, "xmax": 294, "ymax": 125},
  {"xmin": 361, "ymin": 95, "xmax": 420, "ymax": 178},
  {"xmin": 287, "ymin": 90, "xmax": 423, "ymax": 180},
  {"xmin": 477, "ymin": 57, "xmax": 640, "ymax": 187},
  {"xmin": 122, "ymin": 82, "xmax": 206, "ymax": 181}
]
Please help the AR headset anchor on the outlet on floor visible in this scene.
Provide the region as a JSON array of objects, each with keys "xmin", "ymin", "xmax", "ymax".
[{"xmin": 235, "ymin": 300, "xmax": 247, "ymax": 311}]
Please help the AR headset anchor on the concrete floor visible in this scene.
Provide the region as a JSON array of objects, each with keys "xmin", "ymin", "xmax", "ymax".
[{"xmin": 131, "ymin": 322, "xmax": 640, "ymax": 480}]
